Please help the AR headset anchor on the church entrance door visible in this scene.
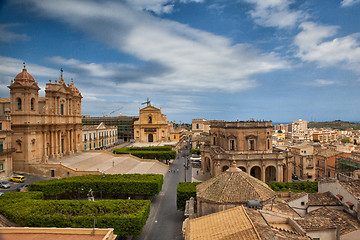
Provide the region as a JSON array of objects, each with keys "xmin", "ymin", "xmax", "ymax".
[{"xmin": 148, "ymin": 134, "xmax": 153, "ymax": 142}]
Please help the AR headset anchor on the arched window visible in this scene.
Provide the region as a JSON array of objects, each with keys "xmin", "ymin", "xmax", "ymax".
[
  {"xmin": 148, "ymin": 115, "xmax": 152, "ymax": 123},
  {"xmin": 31, "ymin": 98, "xmax": 35, "ymax": 110},
  {"xmin": 17, "ymin": 98, "xmax": 22, "ymax": 110}
]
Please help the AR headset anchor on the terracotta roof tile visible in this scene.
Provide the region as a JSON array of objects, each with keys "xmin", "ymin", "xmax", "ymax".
[
  {"xmin": 185, "ymin": 206, "xmax": 261, "ymax": 240},
  {"xmin": 339, "ymin": 180, "xmax": 360, "ymax": 199},
  {"xmin": 296, "ymin": 216, "xmax": 336, "ymax": 231},
  {"xmin": 308, "ymin": 192, "xmax": 342, "ymax": 206},
  {"xmin": 307, "ymin": 207, "xmax": 360, "ymax": 235},
  {"xmin": 196, "ymin": 167, "xmax": 276, "ymax": 204}
]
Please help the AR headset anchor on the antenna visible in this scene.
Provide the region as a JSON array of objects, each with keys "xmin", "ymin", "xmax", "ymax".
[{"xmin": 141, "ymin": 98, "xmax": 151, "ymax": 107}]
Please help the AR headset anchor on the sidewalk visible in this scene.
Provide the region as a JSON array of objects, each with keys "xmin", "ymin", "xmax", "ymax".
[{"xmin": 191, "ymin": 167, "xmax": 211, "ymax": 182}]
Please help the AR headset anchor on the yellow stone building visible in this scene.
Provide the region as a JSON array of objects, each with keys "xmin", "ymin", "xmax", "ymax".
[
  {"xmin": 133, "ymin": 104, "xmax": 172, "ymax": 143},
  {"xmin": 0, "ymin": 65, "xmax": 82, "ymax": 173}
]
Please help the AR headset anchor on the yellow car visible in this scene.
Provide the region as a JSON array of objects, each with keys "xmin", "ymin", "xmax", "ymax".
[{"xmin": 10, "ymin": 175, "xmax": 25, "ymax": 183}]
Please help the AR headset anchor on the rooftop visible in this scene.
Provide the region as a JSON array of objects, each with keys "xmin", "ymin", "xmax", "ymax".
[
  {"xmin": 196, "ymin": 161, "xmax": 276, "ymax": 204},
  {"xmin": 339, "ymin": 179, "xmax": 360, "ymax": 200},
  {"xmin": 295, "ymin": 216, "xmax": 336, "ymax": 231},
  {"xmin": 308, "ymin": 192, "xmax": 342, "ymax": 206},
  {"xmin": 185, "ymin": 205, "xmax": 260, "ymax": 240},
  {"xmin": 0, "ymin": 227, "xmax": 116, "ymax": 240},
  {"xmin": 307, "ymin": 207, "xmax": 360, "ymax": 235}
]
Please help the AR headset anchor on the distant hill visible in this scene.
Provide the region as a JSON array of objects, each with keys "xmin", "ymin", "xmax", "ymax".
[{"xmin": 308, "ymin": 120, "xmax": 360, "ymax": 130}]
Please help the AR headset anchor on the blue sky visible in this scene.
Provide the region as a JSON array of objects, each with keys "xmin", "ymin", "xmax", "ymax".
[{"xmin": 0, "ymin": 0, "xmax": 359, "ymax": 123}]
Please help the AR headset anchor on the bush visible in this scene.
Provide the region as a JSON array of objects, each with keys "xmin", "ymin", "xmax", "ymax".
[
  {"xmin": 191, "ymin": 149, "xmax": 201, "ymax": 155},
  {"xmin": 113, "ymin": 146, "xmax": 176, "ymax": 160},
  {"xmin": 30, "ymin": 174, "xmax": 163, "ymax": 198},
  {"xmin": 0, "ymin": 191, "xmax": 44, "ymax": 200},
  {"xmin": 177, "ymin": 182, "xmax": 201, "ymax": 210},
  {"xmin": 0, "ymin": 193, "xmax": 150, "ymax": 237},
  {"xmin": 266, "ymin": 181, "xmax": 318, "ymax": 193}
]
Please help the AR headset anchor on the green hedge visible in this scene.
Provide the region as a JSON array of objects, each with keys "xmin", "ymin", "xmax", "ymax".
[
  {"xmin": 29, "ymin": 174, "xmax": 163, "ymax": 198},
  {"xmin": 177, "ymin": 182, "xmax": 201, "ymax": 211},
  {"xmin": 266, "ymin": 181, "xmax": 318, "ymax": 193},
  {"xmin": 0, "ymin": 191, "xmax": 44, "ymax": 200},
  {"xmin": 0, "ymin": 193, "xmax": 150, "ymax": 237},
  {"xmin": 113, "ymin": 146, "xmax": 176, "ymax": 160},
  {"xmin": 125, "ymin": 146, "xmax": 172, "ymax": 151},
  {"xmin": 191, "ymin": 149, "xmax": 201, "ymax": 155}
]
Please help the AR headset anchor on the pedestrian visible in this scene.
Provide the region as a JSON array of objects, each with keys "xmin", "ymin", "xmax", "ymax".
[
  {"xmin": 197, "ymin": 170, "xmax": 199, "ymax": 175},
  {"xmin": 177, "ymin": 169, "xmax": 179, "ymax": 173},
  {"xmin": 168, "ymin": 169, "xmax": 170, "ymax": 173}
]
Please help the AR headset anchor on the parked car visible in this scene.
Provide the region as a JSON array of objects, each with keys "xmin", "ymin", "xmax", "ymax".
[
  {"xmin": 17, "ymin": 184, "xmax": 29, "ymax": 192},
  {"xmin": 10, "ymin": 175, "xmax": 25, "ymax": 183},
  {"xmin": 0, "ymin": 192, "xmax": 4, "ymax": 196},
  {"xmin": 0, "ymin": 182, "xmax": 11, "ymax": 189}
]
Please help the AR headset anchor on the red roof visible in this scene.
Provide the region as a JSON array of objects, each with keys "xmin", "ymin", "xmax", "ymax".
[{"xmin": 14, "ymin": 66, "xmax": 35, "ymax": 82}]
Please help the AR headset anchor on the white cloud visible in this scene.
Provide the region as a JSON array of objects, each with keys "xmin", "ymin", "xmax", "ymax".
[
  {"xmin": 0, "ymin": 24, "xmax": 30, "ymax": 42},
  {"xmin": 244, "ymin": 0, "xmax": 306, "ymax": 28},
  {"xmin": 341, "ymin": 0, "xmax": 360, "ymax": 7},
  {"xmin": 294, "ymin": 22, "xmax": 360, "ymax": 71},
  {"xmin": 311, "ymin": 79, "xmax": 338, "ymax": 86},
  {"xmin": 21, "ymin": 0, "xmax": 288, "ymax": 93},
  {"xmin": 124, "ymin": 0, "xmax": 203, "ymax": 14}
]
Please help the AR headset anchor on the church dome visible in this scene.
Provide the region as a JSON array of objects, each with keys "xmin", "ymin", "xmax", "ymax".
[
  {"xmin": 70, "ymin": 82, "xmax": 80, "ymax": 95},
  {"xmin": 14, "ymin": 64, "xmax": 35, "ymax": 82},
  {"xmin": 196, "ymin": 161, "xmax": 276, "ymax": 204}
]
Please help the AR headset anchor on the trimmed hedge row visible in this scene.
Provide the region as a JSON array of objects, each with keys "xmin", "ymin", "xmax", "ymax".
[
  {"xmin": 123, "ymin": 146, "xmax": 173, "ymax": 151},
  {"xmin": 191, "ymin": 149, "xmax": 201, "ymax": 155},
  {"xmin": 0, "ymin": 192, "xmax": 150, "ymax": 237},
  {"xmin": 113, "ymin": 147, "xmax": 176, "ymax": 160},
  {"xmin": 177, "ymin": 182, "xmax": 201, "ymax": 211},
  {"xmin": 266, "ymin": 181, "xmax": 318, "ymax": 193},
  {"xmin": 0, "ymin": 191, "xmax": 44, "ymax": 200},
  {"xmin": 30, "ymin": 174, "xmax": 163, "ymax": 198}
]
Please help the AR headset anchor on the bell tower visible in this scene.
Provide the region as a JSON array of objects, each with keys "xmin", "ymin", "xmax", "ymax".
[{"xmin": 8, "ymin": 63, "xmax": 40, "ymax": 124}]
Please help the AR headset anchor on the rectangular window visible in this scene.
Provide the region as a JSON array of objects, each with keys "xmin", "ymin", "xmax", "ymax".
[
  {"xmin": 230, "ymin": 140, "xmax": 235, "ymax": 150},
  {"xmin": 0, "ymin": 141, "xmax": 3, "ymax": 153},
  {"xmin": 60, "ymin": 104, "xmax": 64, "ymax": 115},
  {"xmin": 84, "ymin": 134, "xmax": 86, "ymax": 141},
  {"xmin": 0, "ymin": 163, "xmax": 3, "ymax": 171},
  {"xmin": 249, "ymin": 140, "xmax": 255, "ymax": 151},
  {"xmin": 0, "ymin": 122, "xmax": 2, "ymax": 130}
]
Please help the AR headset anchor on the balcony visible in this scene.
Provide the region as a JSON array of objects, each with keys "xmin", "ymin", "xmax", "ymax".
[
  {"xmin": 0, "ymin": 148, "xmax": 15, "ymax": 155},
  {"xmin": 306, "ymin": 164, "xmax": 314, "ymax": 169}
]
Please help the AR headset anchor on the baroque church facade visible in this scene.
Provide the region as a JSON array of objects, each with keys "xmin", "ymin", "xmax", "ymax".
[
  {"xmin": 201, "ymin": 120, "xmax": 293, "ymax": 182},
  {"xmin": 0, "ymin": 65, "xmax": 82, "ymax": 173},
  {"xmin": 133, "ymin": 104, "xmax": 172, "ymax": 143}
]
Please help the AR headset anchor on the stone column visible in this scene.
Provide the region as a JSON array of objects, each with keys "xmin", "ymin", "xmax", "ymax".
[
  {"xmin": 43, "ymin": 131, "xmax": 48, "ymax": 162},
  {"xmin": 54, "ymin": 130, "xmax": 59, "ymax": 158},
  {"xmin": 58, "ymin": 131, "xmax": 62, "ymax": 157},
  {"xmin": 66, "ymin": 130, "xmax": 70, "ymax": 154},
  {"xmin": 278, "ymin": 164, "xmax": 284, "ymax": 182},
  {"xmin": 261, "ymin": 164, "xmax": 266, "ymax": 182},
  {"xmin": 50, "ymin": 130, "xmax": 54, "ymax": 158}
]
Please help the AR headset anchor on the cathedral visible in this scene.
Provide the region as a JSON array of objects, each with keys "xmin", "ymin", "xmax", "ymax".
[{"xmin": 0, "ymin": 64, "xmax": 82, "ymax": 174}]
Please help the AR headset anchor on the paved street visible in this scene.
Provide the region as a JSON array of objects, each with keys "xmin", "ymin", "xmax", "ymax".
[
  {"xmin": 133, "ymin": 143, "xmax": 192, "ymax": 240},
  {"xmin": 0, "ymin": 172, "xmax": 49, "ymax": 194}
]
